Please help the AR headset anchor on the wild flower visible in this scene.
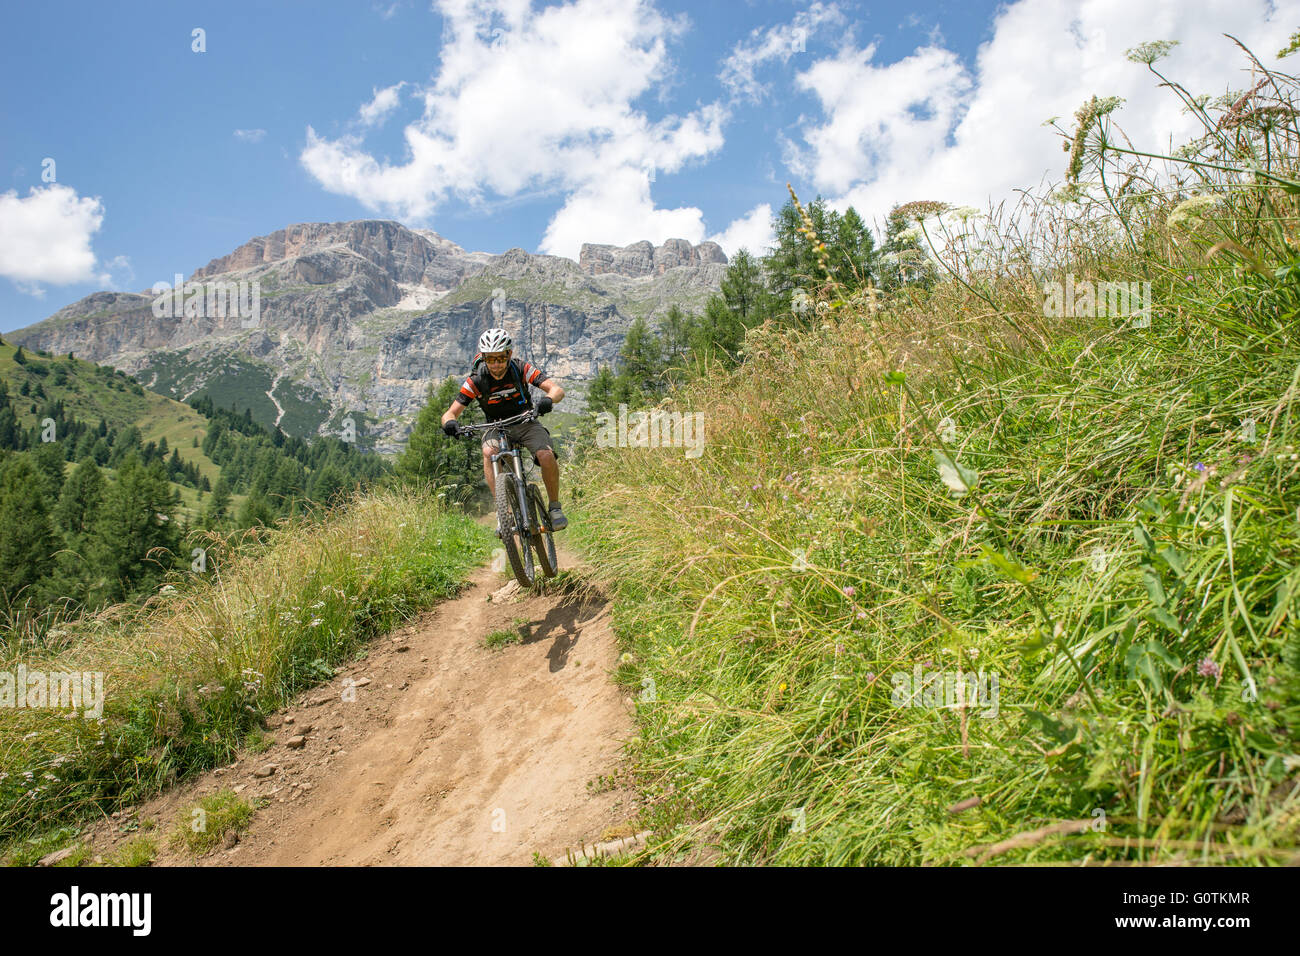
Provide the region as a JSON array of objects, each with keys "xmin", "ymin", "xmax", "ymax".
[
  {"xmin": 1066, "ymin": 96, "xmax": 1125, "ymax": 183},
  {"xmin": 1197, "ymin": 658, "xmax": 1222, "ymax": 679},
  {"xmin": 1168, "ymin": 194, "xmax": 1224, "ymax": 229}
]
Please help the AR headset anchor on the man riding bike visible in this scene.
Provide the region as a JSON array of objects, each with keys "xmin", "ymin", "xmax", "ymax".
[{"xmin": 440, "ymin": 328, "xmax": 568, "ymax": 530}]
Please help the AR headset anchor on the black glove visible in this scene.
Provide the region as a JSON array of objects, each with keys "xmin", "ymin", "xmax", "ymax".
[
  {"xmin": 442, "ymin": 420, "xmax": 462, "ymax": 438},
  {"xmin": 536, "ymin": 396, "xmax": 553, "ymax": 416}
]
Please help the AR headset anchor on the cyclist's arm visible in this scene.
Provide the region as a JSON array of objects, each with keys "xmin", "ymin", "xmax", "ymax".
[
  {"xmin": 441, "ymin": 402, "xmax": 467, "ymax": 426},
  {"xmin": 535, "ymin": 378, "xmax": 565, "ymax": 403},
  {"xmin": 442, "ymin": 377, "xmax": 479, "ymax": 425}
]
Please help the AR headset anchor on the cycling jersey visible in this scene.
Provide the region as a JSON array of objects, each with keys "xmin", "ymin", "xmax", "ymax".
[{"xmin": 453, "ymin": 355, "xmax": 547, "ymax": 422}]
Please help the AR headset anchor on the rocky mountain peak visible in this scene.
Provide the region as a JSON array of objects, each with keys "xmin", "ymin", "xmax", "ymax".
[{"xmin": 578, "ymin": 239, "xmax": 727, "ymax": 277}]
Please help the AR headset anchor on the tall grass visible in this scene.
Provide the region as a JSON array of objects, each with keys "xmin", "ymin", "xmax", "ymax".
[
  {"xmin": 0, "ymin": 488, "xmax": 491, "ymax": 846},
  {"xmin": 568, "ymin": 43, "xmax": 1300, "ymax": 865}
]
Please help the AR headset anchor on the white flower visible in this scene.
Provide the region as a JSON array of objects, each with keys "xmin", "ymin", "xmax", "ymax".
[
  {"xmin": 309, "ymin": 617, "xmax": 323, "ymax": 628},
  {"xmin": 1168, "ymin": 194, "xmax": 1224, "ymax": 228}
]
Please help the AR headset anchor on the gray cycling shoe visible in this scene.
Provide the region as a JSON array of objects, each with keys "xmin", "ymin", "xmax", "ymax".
[{"xmin": 548, "ymin": 502, "xmax": 568, "ymax": 530}]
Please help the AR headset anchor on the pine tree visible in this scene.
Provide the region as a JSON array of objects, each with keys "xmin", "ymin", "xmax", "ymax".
[
  {"xmin": 310, "ymin": 465, "xmax": 347, "ymax": 506},
  {"xmin": 618, "ymin": 316, "xmax": 665, "ymax": 395},
  {"xmin": 236, "ymin": 490, "xmax": 276, "ymax": 528},
  {"xmin": 0, "ymin": 456, "xmax": 60, "ymax": 607},
  {"xmin": 585, "ymin": 367, "xmax": 619, "ymax": 414},
  {"xmin": 89, "ymin": 454, "xmax": 181, "ymax": 602},
  {"xmin": 31, "ymin": 439, "xmax": 68, "ymax": 502},
  {"xmin": 203, "ymin": 475, "xmax": 233, "ymax": 527},
  {"xmin": 394, "ymin": 378, "xmax": 483, "ymax": 502},
  {"xmin": 719, "ymin": 248, "xmax": 772, "ymax": 329},
  {"xmin": 767, "ymin": 196, "xmax": 877, "ymax": 316},
  {"xmin": 54, "ymin": 459, "xmax": 105, "ymax": 536},
  {"xmin": 659, "ymin": 305, "xmax": 692, "ymax": 367}
]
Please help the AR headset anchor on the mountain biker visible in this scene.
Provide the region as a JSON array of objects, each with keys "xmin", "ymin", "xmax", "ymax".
[{"xmin": 440, "ymin": 328, "xmax": 568, "ymax": 530}]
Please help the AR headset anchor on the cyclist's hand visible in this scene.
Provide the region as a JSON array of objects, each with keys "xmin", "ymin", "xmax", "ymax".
[
  {"xmin": 536, "ymin": 396, "xmax": 553, "ymax": 416},
  {"xmin": 442, "ymin": 420, "xmax": 462, "ymax": 439}
]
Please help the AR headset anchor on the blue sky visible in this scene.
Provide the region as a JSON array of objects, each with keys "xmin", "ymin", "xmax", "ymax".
[{"xmin": 2, "ymin": 0, "xmax": 1296, "ymax": 334}]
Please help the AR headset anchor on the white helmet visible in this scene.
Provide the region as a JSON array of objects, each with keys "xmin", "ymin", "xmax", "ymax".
[{"xmin": 478, "ymin": 328, "xmax": 512, "ymax": 353}]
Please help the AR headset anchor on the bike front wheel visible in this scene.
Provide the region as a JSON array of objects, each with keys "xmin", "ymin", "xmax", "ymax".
[
  {"xmin": 526, "ymin": 483, "xmax": 558, "ymax": 578},
  {"xmin": 496, "ymin": 469, "xmax": 536, "ymax": 587}
]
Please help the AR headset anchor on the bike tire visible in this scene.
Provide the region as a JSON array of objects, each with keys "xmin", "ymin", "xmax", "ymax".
[
  {"xmin": 526, "ymin": 483, "xmax": 558, "ymax": 578},
  {"xmin": 495, "ymin": 470, "xmax": 534, "ymax": 587}
]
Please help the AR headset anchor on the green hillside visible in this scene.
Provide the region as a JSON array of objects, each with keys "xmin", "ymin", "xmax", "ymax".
[{"xmin": 0, "ymin": 340, "xmax": 224, "ymax": 501}]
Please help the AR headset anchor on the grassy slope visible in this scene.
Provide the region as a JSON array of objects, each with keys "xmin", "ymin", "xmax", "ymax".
[
  {"xmin": 0, "ymin": 488, "xmax": 492, "ymax": 850},
  {"xmin": 565, "ymin": 101, "xmax": 1300, "ymax": 863}
]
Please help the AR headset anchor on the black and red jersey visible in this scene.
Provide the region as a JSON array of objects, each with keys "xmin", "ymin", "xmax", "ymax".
[{"xmin": 452, "ymin": 355, "xmax": 547, "ymax": 422}]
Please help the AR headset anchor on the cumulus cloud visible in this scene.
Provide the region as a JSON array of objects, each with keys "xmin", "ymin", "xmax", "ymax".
[
  {"xmin": 719, "ymin": 1, "xmax": 846, "ymax": 103},
  {"xmin": 787, "ymin": 0, "xmax": 1300, "ymax": 228},
  {"xmin": 708, "ymin": 203, "xmax": 775, "ymax": 258},
  {"xmin": 0, "ymin": 184, "xmax": 107, "ymax": 295},
  {"xmin": 301, "ymin": 0, "xmax": 727, "ymax": 259},
  {"xmin": 358, "ymin": 82, "xmax": 406, "ymax": 127},
  {"xmin": 234, "ymin": 128, "xmax": 267, "ymax": 142}
]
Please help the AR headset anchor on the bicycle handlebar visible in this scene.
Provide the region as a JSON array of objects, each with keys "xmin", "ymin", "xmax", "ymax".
[{"xmin": 455, "ymin": 408, "xmax": 538, "ymax": 436}]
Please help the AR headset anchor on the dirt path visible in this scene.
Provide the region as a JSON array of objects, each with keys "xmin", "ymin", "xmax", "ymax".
[{"xmin": 82, "ymin": 526, "xmax": 640, "ymax": 866}]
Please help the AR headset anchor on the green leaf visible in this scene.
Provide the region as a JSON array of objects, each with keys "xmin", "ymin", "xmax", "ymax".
[
  {"xmin": 1132, "ymin": 524, "xmax": 1156, "ymax": 555},
  {"xmin": 934, "ymin": 450, "xmax": 979, "ymax": 497},
  {"xmin": 1018, "ymin": 626, "xmax": 1049, "ymax": 657},
  {"xmin": 1143, "ymin": 567, "xmax": 1166, "ymax": 606},
  {"xmin": 883, "ymin": 370, "xmax": 907, "ymax": 385},
  {"xmin": 979, "ymin": 544, "xmax": 1038, "ymax": 583},
  {"xmin": 1146, "ymin": 606, "xmax": 1183, "ymax": 637},
  {"xmin": 1157, "ymin": 546, "xmax": 1186, "ymax": 579},
  {"xmin": 1022, "ymin": 708, "xmax": 1073, "ymax": 744},
  {"xmin": 1125, "ymin": 639, "xmax": 1181, "ymax": 692}
]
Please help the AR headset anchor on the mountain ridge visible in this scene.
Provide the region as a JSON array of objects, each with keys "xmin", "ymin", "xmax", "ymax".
[{"xmin": 10, "ymin": 220, "xmax": 727, "ymax": 454}]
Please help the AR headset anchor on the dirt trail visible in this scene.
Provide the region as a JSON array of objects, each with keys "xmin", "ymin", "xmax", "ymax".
[{"xmin": 84, "ymin": 525, "xmax": 640, "ymax": 866}]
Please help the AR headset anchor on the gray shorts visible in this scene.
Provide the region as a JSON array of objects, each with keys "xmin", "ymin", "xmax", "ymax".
[{"xmin": 482, "ymin": 420, "xmax": 553, "ymax": 462}]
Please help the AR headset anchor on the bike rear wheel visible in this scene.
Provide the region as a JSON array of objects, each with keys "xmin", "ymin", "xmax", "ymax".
[{"xmin": 495, "ymin": 468, "xmax": 535, "ymax": 587}]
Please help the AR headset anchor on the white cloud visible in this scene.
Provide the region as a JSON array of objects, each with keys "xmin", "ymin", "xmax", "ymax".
[
  {"xmin": 708, "ymin": 203, "xmax": 775, "ymax": 257},
  {"xmin": 719, "ymin": 1, "xmax": 846, "ymax": 103},
  {"xmin": 101, "ymin": 254, "xmax": 134, "ymax": 290},
  {"xmin": 358, "ymin": 82, "xmax": 406, "ymax": 127},
  {"xmin": 234, "ymin": 128, "xmax": 267, "ymax": 142},
  {"xmin": 301, "ymin": 0, "xmax": 727, "ymax": 258},
  {"xmin": 0, "ymin": 184, "xmax": 107, "ymax": 294},
  {"xmin": 787, "ymin": 0, "xmax": 1300, "ymax": 228}
]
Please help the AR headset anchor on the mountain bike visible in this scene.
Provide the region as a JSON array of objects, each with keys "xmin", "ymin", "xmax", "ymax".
[{"xmin": 456, "ymin": 408, "xmax": 557, "ymax": 588}]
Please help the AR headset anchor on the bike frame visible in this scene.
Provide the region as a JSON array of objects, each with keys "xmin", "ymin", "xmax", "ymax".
[{"xmin": 460, "ymin": 409, "xmax": 542, "ymax": 537}]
